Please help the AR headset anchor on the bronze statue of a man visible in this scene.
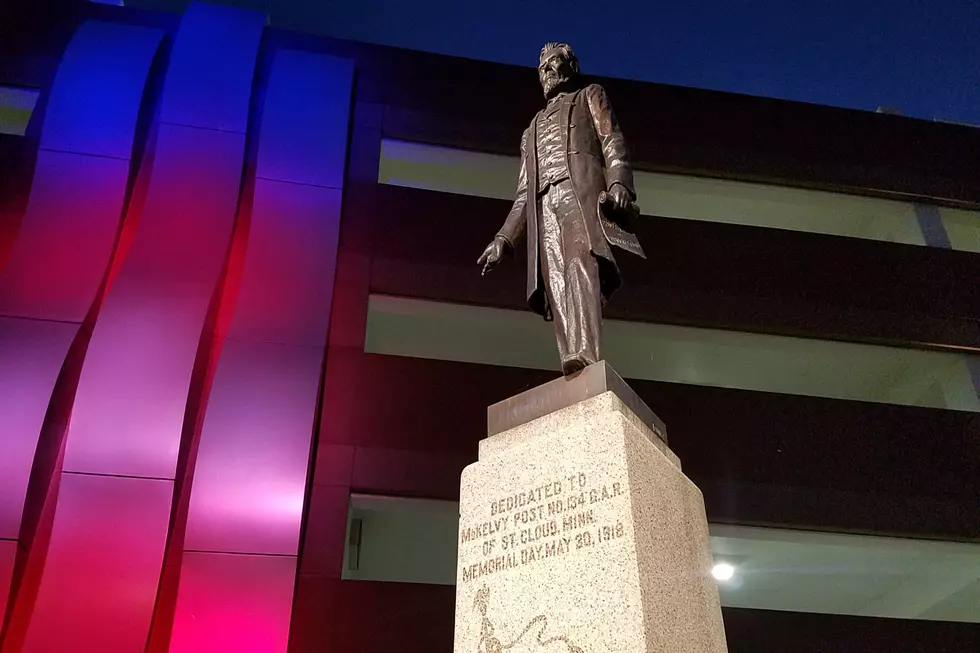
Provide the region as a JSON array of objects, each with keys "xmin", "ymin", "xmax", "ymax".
[{"xmin": 478, "ymin": 42, "xmax": 645, "ymax": 376}]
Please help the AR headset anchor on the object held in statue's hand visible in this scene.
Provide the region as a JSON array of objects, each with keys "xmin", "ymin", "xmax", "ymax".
[{"xmin": 599, "ymin": 190, "xmax": 640, "ymax": 223}]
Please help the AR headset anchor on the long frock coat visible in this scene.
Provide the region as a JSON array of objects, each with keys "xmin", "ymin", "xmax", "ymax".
[{"xmin": 496, "ymin": 83, "xmax": 645, "ymax": 320}]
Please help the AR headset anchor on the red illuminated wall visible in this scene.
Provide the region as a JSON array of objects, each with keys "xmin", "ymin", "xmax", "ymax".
[{"xmin": 0, "ymin": 2, "xmax": 354, "ymax": 651}]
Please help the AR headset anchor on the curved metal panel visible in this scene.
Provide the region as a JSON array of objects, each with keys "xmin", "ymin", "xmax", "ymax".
[
  {"xmin": 183, "ymin": 50, "xmax": 352, "ymax": 555},
  {"xmin": 169, "ymin": 553, "xmax": 296, "ymax": 653},
  {"xmin": 226, "ymin": 180, "xmax": 343, "ymax": 347},
  {"xmin": 158, "ymin": 2, "xmax": 267, "ymax": 133},
  {"xmin": 184, "ymin": 338, "xmax": 324, "ymax": 555},
  {"xmin": 0, "ymin": 152, "xmax": 130, "ymax": 322},
  {"xmin": 40, "ymin": 21, "xmax": 163, "ymax": 159},
  {"xmin": 255, "ymin": 50, "xmax": 353, "ymax": 188},
  {"xmin": 20, "ymin": 474, "xmax": 173, "ymax": 652},
  {"xmin": 62, "ymin": 123, "xmax": 245, "ymax": 479},
  {"xmin": 0, "ymin": 318, "xmax": 77, "ymax": 541},
  {"xmin": 22, "ymin": 4, "xmax": 268, "ymax": 650},
  {"xmin": 0, "ymin": 20, "xmax": 162, "ymax": 321},
  {"xmin": 173, "ymin": 49, "xmax": 353, "ymax": 650},
  {"xmin": 0, "ymin": 18, "xmax": 162, "ymax": 551}
]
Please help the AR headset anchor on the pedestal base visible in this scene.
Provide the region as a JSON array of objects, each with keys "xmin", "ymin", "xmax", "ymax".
[{"xmin": 454, "ymin": 368, "xmax": 727, "ymax": 653}]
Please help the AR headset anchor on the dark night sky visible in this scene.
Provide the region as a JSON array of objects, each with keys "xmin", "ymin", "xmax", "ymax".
[{"xmin": 133, "ymin": 0, "xmax": 979, "ymax": 124}]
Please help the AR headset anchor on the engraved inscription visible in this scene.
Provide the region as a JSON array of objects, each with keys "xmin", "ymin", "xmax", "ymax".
[
  {"xmin": 490, "ymin": 481, "xmax": 564, "ymax": 516},
  {"xmin": 461, "ymin": 517, "xmax": 509, "ymax": 544},
  {"xmin": 459, "ymin": 471, "xmax": 627, "ymax": 583}
]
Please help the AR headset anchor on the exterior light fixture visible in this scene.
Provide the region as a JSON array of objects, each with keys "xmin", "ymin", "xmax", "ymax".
[{"xmin": 711, "ymin": 562, "xmax": 736, "ymax": 581}]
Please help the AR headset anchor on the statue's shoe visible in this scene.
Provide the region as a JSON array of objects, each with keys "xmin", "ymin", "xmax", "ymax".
[{"xmin": 561, "ymin": 357, "xmax": 588, "ymax": 376}]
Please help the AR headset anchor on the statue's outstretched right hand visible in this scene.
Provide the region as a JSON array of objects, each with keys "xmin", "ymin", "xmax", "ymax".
[{"xmin": 477, "ymin": 236, "xmax": 507, "ymax": 275}]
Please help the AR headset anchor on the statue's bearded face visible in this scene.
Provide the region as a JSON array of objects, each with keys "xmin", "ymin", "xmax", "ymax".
[{"xmin": 538, "ymin": 50, "xmax": 576, "ymax": 99}]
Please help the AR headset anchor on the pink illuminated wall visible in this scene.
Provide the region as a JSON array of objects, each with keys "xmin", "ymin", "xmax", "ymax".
[
  {"xmin": 19, "ymin": 4, "xmax": 267, "ymax": 651},
  {"xmin": 19, "ymin": 475, "xmax": 174, "ymax": 650},
  {"xmin": 169, "ymin": 49, "xmax": 353, "ymax": 653},
  {"xmin": 0, "ymin": 19, "xmax": 162, "ymax": 640},
  {"xmin": 169, "ymin": 553, "xmax": 297, "ymax": 652}
]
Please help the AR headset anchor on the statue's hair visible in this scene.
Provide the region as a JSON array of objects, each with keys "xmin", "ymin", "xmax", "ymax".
[{"xmin": 539, "ymin": 42, "xmax": 580, "ymax": 74}]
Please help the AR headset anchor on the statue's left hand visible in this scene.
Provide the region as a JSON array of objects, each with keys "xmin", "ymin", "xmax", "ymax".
[{"xmin": 605, "ymin": 183, "xmax": 633, "ymax": 212}]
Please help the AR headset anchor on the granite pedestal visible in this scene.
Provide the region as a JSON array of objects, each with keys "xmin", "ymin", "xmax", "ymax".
[{"xmin": 454, "ymin": 362, "xmax": 728, "ymax": 653}]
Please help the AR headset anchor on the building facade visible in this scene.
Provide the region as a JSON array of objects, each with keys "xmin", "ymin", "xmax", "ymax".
[{"xmin": 1, "ymin": 1, "xmax": 980, "ymax": 651}]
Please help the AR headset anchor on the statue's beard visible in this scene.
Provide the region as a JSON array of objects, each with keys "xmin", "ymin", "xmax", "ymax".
[{"xmin": 542, "ymin": 73, "xmax": 571, "ymax": 99}]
